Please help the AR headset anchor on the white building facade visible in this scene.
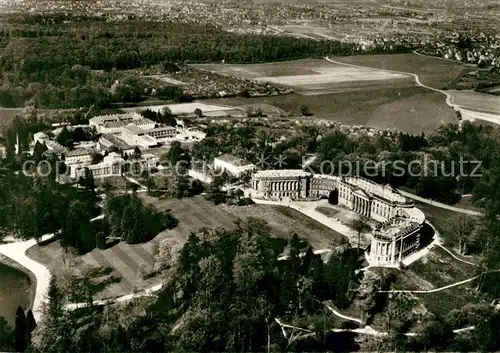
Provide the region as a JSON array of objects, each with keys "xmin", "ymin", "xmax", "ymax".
[
  {"xmin": 251, "ymin": 169, "xmax": 310, "ymax": 200},
  {"xmin": 250, "ymin": 171, "xmax": 425, "ymax": 267}
]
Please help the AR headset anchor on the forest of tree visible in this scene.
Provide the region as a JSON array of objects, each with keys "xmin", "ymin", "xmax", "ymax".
[
  {"xmin": 0, "ymin": 14, "xmax": 412, "ymax": 108},
  {"xmin": 7, "ymin": 215, "xmax": 498, "ymax": 352}
]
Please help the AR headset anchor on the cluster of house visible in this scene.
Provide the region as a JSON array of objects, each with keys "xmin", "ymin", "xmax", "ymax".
[
  {"xmin": 200, "ymin": 153, "xmax": 425, "ymax": 267},
  {"xmin": 31, "ymin": 112, "xmax": 206, "ymax": 180},
  {"xmin": 433, "ymin": 41, "xmax": 500, "ymax": 68}
]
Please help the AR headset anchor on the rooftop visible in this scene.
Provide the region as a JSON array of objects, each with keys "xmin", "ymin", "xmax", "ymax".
[
  {"xmin": 215, "ymin": 153, "xmax": 254, "ymax": 167},
  {"xmin": 66, "ymin": 148, "xmax": 93, "ymax": 157},
  {"xmin": 133, "ymin": 118, "xmax": 155, "ymax": 126},
  {"xmin": 103, "ymin": 121, "xmax": 126, "ymax": 129},
  {"xmin": 145, "ymin": 126, "xmax": 176, "ymax": 132},
  {"xmin": 45, "ymin": 140, "xmax": 67, "ymax": 153},
  {"xmin": 312, "ymin": 174, "xmax": 339, "ymax": 182},
  {"xmin": 373, "ymin": 207, "xmax": 425, "ymax": 240},
  {"xmin": 253, "ymin": 169, "xmax": 311, "ymax": 178}
]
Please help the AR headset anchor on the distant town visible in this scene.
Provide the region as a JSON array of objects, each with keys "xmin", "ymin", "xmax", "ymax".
[{"xmin": 1, "ymin": 1, "xmax": 500, "ymax": 352}]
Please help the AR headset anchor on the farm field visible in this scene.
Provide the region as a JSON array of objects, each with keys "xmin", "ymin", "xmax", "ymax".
[
  {"xmin": 460, "ymin": 108, "xmax": 500, "ymax": 127},
  {"xmin": 26, "ymin": 196, "xmax": 345, "ymax": 300},
  {"xmin": 332, "ymin": 53, "xmax": 466, "ymax": 89},
  {"xmin": 193, "ymin": 59, "xmax": 413, "ymax": 94},
  {"xmin": 206, "ymin": 86, "xmax": 457, "ymax": 134}
]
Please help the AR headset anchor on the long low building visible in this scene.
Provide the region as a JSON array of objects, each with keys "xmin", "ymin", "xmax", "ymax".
[{"xmin": 250, "ymin": 170, "xmax": 425, "ymax": 267}]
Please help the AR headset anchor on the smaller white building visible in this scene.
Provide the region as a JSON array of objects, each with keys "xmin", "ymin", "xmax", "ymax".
[
  {"xmin": 214, "ymin": 153, "xmax": 255, "ymax": 177},
  {"xmin": 175, "ymin": 128, "xmax": 206, "ymax": 142},
  {"xmin": 142, "ymin": 153, "xmax": 160, "ymax": 169}
]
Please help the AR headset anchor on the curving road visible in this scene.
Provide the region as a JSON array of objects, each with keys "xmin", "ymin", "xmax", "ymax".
[{"xmin": 396, "ymin": 189, "xmax": 484, "ymax": 217}]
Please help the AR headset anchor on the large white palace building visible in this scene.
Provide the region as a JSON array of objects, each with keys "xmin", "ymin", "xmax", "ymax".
[{"xmin": 251, "ymin": 170, "xmax": 425, "ymax": 267}]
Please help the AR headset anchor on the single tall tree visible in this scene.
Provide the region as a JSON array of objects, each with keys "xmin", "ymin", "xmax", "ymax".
[
  {"xmin": 14, "ymin": 306, "xmax": 27, "ymax": 352},
  {"xmin": 25, "ymin": 310, "xmax": 36, "ymax": 347},
  {"xmin": 351, "ymin": 215, "xmax": 370, "ymax": 252}
]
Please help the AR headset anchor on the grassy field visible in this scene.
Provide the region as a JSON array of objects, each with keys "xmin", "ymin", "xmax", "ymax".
[
  {"xmin": 368, "ymin": 245, "xmax": 483, "ymax": 327},
  {"xmin": 332, "ymin": 53, "xmax": 466, "ymax": 89},
  {"xmin": 0, "ymin": 262, "xmax": 31, "ymax": 326},
  {"xmin": 414, "ymin": 201, "xmax": 482, "ymax": 249},
  {"xmin": 206, "ymin": 86, "xmax": 457, "ymax": 134},
  {"xmin": 393, "ymin": 246, "xmax": 482, "ymax": 316},
  {"xmin": 26, "ymin": 196, "xmax": 345, "ymax": 300}
]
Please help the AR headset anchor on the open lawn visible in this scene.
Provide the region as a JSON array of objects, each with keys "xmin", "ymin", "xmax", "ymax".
[
  {"xmin": 369, "ymin": 246, "xmax": 484, "ymax": 325},
  {"xmin": 316, "ymin": 206, "xmax": 340, "ymax": 218},
  {"xmin": 394, "ymin": 246, "xmax": 483, "ymax": 316},
  {"xmin": 26, "ymin": 196, "xmax": 345, "ymax": 300},
  {"xmin": 393, "ymin": 247, "xmax": 476, "ymax": 290},
  {"xmin": 192, "ymin": 59, "xmax": 342, "ymax": 79},
  {"xmin": 449, "ymin": 90, "xmax": 500, "ymax": 114},
  {"xmin": 332, "ymin": 53, "xmax": 466, "ymax": 89}
]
